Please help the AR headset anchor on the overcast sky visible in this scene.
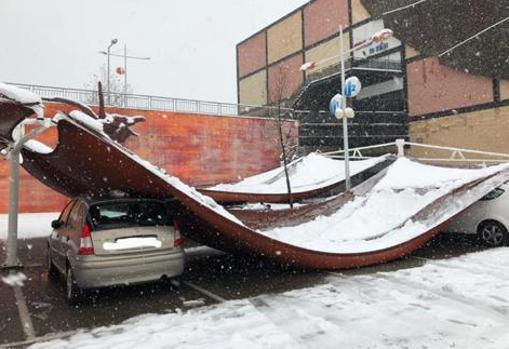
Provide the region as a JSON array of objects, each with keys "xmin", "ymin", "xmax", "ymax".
[{"xmin": 0, "ymin": 0, "xmax": 307, "ymax": 103}]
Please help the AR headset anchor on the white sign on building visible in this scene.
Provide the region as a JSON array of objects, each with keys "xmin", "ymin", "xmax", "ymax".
[{"xmin": 352, "ymin": 19, "xmax": 401, "ymax": 60}]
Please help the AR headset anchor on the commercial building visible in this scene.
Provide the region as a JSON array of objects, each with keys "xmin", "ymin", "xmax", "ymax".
[{"xmin": 236, "ymin": 0, "xmax": 509, "ymax": 155}]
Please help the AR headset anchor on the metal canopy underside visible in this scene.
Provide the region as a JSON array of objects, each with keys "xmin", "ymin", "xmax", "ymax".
[{"xmin": 361, "ymin": 0, "xmax": 509, "ymax": 79}]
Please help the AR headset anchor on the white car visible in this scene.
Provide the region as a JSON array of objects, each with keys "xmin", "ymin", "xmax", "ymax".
[{"xmin": 445, "ymin": 183, "xmax": 509, "ymax": 247}]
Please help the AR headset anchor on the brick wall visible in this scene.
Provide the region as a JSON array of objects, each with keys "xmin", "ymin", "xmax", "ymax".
[
  {"xmin": 0, "ymin": 103, "xmax": 298, "ymax": 213},
  {"xmin": 407, "ymin": 57, "xmax": 494, "ymax": 117}
]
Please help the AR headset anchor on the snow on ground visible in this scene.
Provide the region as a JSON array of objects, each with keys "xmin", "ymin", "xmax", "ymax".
[
  {"xmin": 259, "ymin": 158, "xmax": 509, "ymax": 253},
  {"xmin": 30, "ymin": 248, "xmax": 509, "ymax": 349},
  {"xmin": 208, "ymin": 153, "xmax": 388, "ymax": 193},
  {"xmin": 0, "ymin": 212, "xmax": 58, "ymax": 240}
]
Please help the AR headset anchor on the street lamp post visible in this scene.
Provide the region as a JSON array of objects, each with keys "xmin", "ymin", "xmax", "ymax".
[
  {"xmin": 106, "ymin": 38, "xmax": 118, "ymax": 105},
  {"xmin": 300, "ymin": 27, "xmax": 393, "ymax": 192},
  {"xmin": 99, "ymin": 44, "xmax": 150, "ymax": 107},
  {"xmin": 339, "ymin": 25, "xmax": 351, "ymax": 190}
]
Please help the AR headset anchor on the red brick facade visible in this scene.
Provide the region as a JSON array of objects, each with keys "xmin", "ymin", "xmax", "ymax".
[
  {"xmin": 238, "ymin": 31, "xmax": 267, "ymax": 78},
  {"xmin": 303, "ymin": 0, "xmax": 349, "ymax": 46},
  {"xmin": 407, "ymin": 57, "xmax": 494, "ymax": 116},
  {"xmin": 0, "ymin": 103, "xmax": 298, "ymax": 213},
  {"xmin": 268, "ymin": 54, "xmax": 304, "ymax": 103}
]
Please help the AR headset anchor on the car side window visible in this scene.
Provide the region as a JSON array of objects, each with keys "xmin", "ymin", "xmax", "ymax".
[
  {"xmin": 59, "ymin": 200, "xmax": 76, "ymax": 225},
  {"xmin": 68, "ymin": 202, "xmax": 85, "ymax": 230},
  {"xmin": 480, "ymin": 187, "xmax": 505, "ymax": 201}
]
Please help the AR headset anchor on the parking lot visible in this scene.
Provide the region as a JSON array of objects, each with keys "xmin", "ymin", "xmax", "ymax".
[{"xmin": 0, "ymin": 233, "xmax": 487, "ymax": 347}]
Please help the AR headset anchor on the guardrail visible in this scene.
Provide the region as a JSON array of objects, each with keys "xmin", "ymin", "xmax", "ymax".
[
  {"xmin": 8, "ymin": 82, "xmax": 296, "ymax": 119},
  {"xmin": 323, "ymin": 139, "xmax": 509, "ymax": 164}
]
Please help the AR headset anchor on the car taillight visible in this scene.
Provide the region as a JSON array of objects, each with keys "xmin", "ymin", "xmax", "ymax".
[
  {"xmin": 173, "ymin": 219, "xmax": 184, "ymax": 247},
  {"xmin": 78, "ymin": 223, "xmax": 94, "ymax": 255}
]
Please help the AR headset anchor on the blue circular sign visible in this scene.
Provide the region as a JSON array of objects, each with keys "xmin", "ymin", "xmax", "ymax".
[
  {"xmin": 329, "ymin": 94, "xmax": 343, "ymax": 115},
  {"xmin": 343, "ymin": 76, "xmax": 362, "ymax": 98}
]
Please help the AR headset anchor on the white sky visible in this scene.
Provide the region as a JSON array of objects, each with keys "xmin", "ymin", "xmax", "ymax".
[{"xmin": 0, "ymin": 0, "xmax": 308, "ymax": 103}]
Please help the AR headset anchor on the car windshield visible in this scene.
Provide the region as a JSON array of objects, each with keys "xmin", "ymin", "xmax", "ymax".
[{"xmin": 89, "ymin": 201, "xmax": 170, "ymax": 230}]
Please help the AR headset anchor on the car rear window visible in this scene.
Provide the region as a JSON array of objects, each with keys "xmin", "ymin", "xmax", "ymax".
[{"xmin": 89, "ymin": 201, "xmax": 171, "ymax": 230}]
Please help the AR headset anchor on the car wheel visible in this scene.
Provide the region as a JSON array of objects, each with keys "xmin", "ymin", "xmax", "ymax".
[
  {"xmin": 47, "ymin": 246, "xmax": 59, "ymax": 278},
  {"xmin": 66, "ymin": 266, "xmax": 82, "ymax": 305},
  {"xmin": 477, "ymin": 220, "xmax": 508, "ymax": 247}
]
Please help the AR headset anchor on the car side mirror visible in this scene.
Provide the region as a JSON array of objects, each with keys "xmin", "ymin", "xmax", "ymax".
[{"xmin": 51, "ymin": 220, "xmax": 63, "ymax": 229}]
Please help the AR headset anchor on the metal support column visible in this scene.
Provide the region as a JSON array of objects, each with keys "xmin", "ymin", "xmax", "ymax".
[{"xmin": 2, "ymin": 124, "xmax": 49, "ymax": 269}]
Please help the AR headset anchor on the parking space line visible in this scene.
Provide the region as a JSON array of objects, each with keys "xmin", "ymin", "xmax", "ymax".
[
  {"xmin": 182, "ymin": 281, "xmax": 226, "ymax": 302},
  {"xmin": 12, "ymin": 284, "xmax": 36, "ymax": 340},
  {"xmin": 0, "ymin": 330, "xmax": 78, "ymax": 348}
]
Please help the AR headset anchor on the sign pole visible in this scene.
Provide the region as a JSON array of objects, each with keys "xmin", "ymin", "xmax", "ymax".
[{"xmin": 339, "ymin": 25, "xmax": 351, "ymax": 191}]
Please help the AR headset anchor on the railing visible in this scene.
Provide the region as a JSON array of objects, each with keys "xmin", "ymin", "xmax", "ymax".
[
  {"xmin": 323, "ymin": 139, "xmax": 509, "ymax": 164},
  {"xmin": 353, "ymin": 58, "xmax": 402, "ymax": 72},
  {"xmin": 8, "ymin": 82, "xmax": 297, "ymax": 119}
]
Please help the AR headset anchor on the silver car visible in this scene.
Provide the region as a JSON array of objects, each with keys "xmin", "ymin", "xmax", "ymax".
[{"xmin": 47, "ymin": 197, "xmax": 185, "ymax": 304}]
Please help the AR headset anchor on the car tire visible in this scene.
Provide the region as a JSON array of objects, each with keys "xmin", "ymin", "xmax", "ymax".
[
  {"xmin": 47, "ymin": 246, "xmax": 59, "ymax": 279},
  {"xmin": 66, "ymin": 266, "xmax": 83, "ymax": 305},
  {"xmin": 477, "ymin": 220, "xmax": 508, "ymax": 247}
]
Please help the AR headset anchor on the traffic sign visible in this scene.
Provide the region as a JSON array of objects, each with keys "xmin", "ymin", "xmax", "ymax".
[
  {"xmin": 329, "ymin": 94, "xmax": 343, "ymax": 115},
  {"xmin": 343, "ymin": 76, "xmax": 362, "ymax": 98}
]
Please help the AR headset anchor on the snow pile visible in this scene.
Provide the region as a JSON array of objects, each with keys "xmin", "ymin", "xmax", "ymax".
[
  {"xmin": 0, "ymin": 82, "xmax": 44, "ymax": 118},
  {"xmin": 0, "ymin": 212, "xmax": 58, "ymax": 239},
  {"xmin": 259, "ymin": 158, "xmax": 509, "ymax": 253},
  {"xmin": 208, "ymin": 153, "xmax": 388, "ymax": 194},
  {"xmin": 29, "ymin": 248, "xmax": 509, "ymax": 349}
]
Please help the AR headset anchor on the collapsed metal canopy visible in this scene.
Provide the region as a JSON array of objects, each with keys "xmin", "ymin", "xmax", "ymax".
[
  {"xmin": 361, "ymin": 0, "xmax": 509, "ymax": 79},
  {"xmin": 2, "ymin": 92, "xmax": 509, "ymax": 270},
  {"xmin": 7, "ymin": 111, "xmax": 509, "ymax": 269}
]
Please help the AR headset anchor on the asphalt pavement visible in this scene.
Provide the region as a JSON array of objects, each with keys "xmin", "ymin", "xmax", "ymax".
[{"xmin": 0, "ymin": 233, "xmax": 488, "ymax": 347}]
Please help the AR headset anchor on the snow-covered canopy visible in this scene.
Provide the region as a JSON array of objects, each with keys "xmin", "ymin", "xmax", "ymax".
[
  {"xmin": 208, "ymin": 153, "xmax": 388, "ymax": 194},
  {"xmin": 0, "ymin": 81, "xmax": 43, "ymax": 118},
  {"xmin": 260, "ymin": 158, "xmax": 509, "ymax": 253}
]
